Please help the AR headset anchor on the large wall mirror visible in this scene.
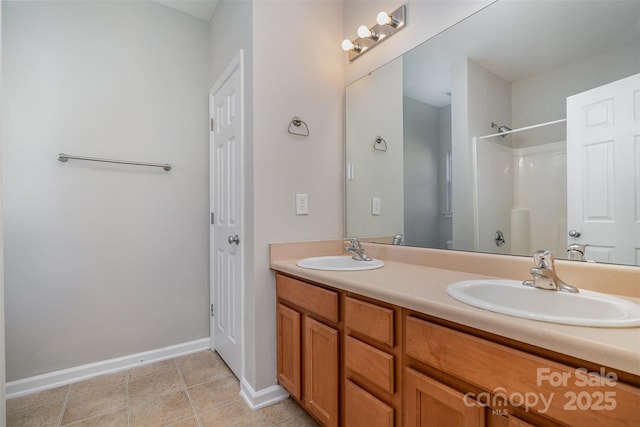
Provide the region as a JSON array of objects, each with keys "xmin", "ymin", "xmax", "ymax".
[{"xmin": 346, "ymin": 0, "xmax": 640, "ymax": 266}]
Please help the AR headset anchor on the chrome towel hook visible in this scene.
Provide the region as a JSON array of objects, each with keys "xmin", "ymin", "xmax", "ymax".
[
  {"xmin": 288, "ymin": 116, "xmax": 310, "ymax": 136},
  {"xmin": 373, "ymin": 135, "xmax": 388, "ymax": 152}
]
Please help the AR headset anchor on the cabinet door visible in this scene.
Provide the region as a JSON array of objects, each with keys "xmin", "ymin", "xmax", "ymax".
[
  {"xmin": 277, "ymin": 303, "xmax": 301, "ymax": 399},
  {"xmin": 304, "ymin": 317, "xmax": 339, "ymax": 427},
  {"xmin": 405, "ymin": 368, "xmax": 485, "ymax": 427},
  {"xmin": 345, "ymin": 380, "xmax": 394, "ymax": 427}
]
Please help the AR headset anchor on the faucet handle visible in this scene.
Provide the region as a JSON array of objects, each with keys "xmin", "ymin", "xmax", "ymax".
[
  {"xmin": 567, "ymin": 244, "xmax": 588, "ymax": 261},
  {"xmin": 533, "ymin": 250, "xmax": 555, "ymax": 269},
  {"xmin": 345, "ymin": 237, "xmax": 360, "ymax": 249}
]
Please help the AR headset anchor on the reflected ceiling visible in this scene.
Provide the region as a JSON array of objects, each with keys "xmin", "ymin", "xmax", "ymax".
[
  {"xmin": 404, "ymin": 1, "xmax": 640, "ymax": 105},
  {"xmin": 154, "ymin": 0, "xmax": 219, "ymax": 21}
]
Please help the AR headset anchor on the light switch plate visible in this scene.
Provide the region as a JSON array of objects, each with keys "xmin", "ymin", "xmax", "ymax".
[
  {"xmin": 296, "ymin": 194, "xmax": 309, "ymax": 215},
  {"xmin": 372, "ymin": 197, "xmax": 381, "ymax": 215}
]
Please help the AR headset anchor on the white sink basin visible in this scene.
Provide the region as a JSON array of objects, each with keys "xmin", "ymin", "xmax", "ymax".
[
  {"xmin": 447, "ymin": 280, "xmax": 640, "ymax": 327},
  {"xmin": 296, "ymin": 255, "xmax": 384, "ymax": 271}
]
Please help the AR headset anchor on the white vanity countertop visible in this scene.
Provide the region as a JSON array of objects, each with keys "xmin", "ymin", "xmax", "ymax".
[{"xmin": 271, "ymin": 258, "xmax": 640, "ymax": 377}]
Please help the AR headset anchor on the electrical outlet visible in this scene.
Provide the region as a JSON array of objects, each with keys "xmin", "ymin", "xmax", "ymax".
[{"xmin": 296, "ymin": 194, "xmax": 309, "ymax": 215}]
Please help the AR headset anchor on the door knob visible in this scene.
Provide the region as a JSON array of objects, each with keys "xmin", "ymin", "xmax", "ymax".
[
  {"xmin": 568, "ymin": 229, "xmax": 581, "ymax": 238},
  {"xmin": 228, "ymin": 234, "xmax": 240, "ymax": 245}
]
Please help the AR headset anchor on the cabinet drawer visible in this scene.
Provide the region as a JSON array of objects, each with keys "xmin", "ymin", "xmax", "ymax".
[
  {"xmin": 345, "ymin": 335, "xmax": 395, "ymax": 394},
  {"xmin": 345, "ymin": 296, "xmax": 395, "ymax": 347},
  {"xmin": 276, "ymin": 274, "xmax": 338, "ymax": 323},
  {"xmin": 405, "ymin": 316, "xmax": 640, "ymax": 426},
  {"xmin": 345, "ymin": 380, "xmax": 394, "ymax": 427}
]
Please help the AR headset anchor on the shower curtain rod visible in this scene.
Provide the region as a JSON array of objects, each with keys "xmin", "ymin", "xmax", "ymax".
[
  {"xmin": 478, "ymin": 118, "xmax": 567, "ymax": 140},
  {"xmin": 58, "ymin": 153, "xmax": 172, "ymax": 171}
]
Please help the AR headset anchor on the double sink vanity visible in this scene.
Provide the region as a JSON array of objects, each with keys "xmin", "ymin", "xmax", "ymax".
[{"xmin": 270, "ymin": 240, "xmax": 640, "ymax": 427}]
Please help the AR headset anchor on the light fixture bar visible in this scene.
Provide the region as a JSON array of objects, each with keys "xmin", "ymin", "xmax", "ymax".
[{"xmin": 342, "ymin": 4, "xmax": 406, "ymax": 61}]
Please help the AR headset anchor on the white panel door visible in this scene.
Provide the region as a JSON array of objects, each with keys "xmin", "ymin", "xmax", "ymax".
[
  {"xmin": 210, "ymin": 51, "xmax": 244, "ymax": 378},
  {"xmin": 567, "ymin": 73, "xmax": 640, "ymax": 265}
]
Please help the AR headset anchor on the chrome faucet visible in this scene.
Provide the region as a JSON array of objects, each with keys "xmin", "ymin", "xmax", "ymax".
[
  {"xmin": 523, "ymin": 250, "xmax": 579, "ymax": 293},
  {"xmin": 345, "ymin": 237, "xmax": 372, "ymax": 261},
  {"xmin": 392, "ymin": 233, "xmax": 405, "ymax": 245}
]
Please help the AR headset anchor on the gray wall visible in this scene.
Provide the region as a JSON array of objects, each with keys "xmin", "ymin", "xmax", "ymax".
[
  {"xmin": 0, "ymin": 0, "xmax": 6, "ymax": 420},
  {"xmin": 2, "ymin": 1, "xmax": 210, "ymax": 381},
  {"xmin": 437, "ymin": 105, "xmax": 452, "ymax": 249},
  {"xmin": 251, "ymin": 0, "xmax": 344, "ymax": 392},
  {"xmin": 403, "ymin": 97, "xmax": 440, "ymax": 247}
]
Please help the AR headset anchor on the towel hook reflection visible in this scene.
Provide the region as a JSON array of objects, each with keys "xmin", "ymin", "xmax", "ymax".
[
  {"xmin": 288, "ymin": 116, "xmax": 310, "ymax": 136},
  {"xmin": 373, "ymin": 135, "xmax": 388, "ymax": 152}
]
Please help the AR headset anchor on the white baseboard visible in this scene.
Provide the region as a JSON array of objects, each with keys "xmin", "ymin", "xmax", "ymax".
[
  {"xmin": 6, "ymin": 338, "xmax": 211, "ymax": 399},
  {"xmin": 240, "ymin": 377, "xmax": 289, "ymax": 410}
]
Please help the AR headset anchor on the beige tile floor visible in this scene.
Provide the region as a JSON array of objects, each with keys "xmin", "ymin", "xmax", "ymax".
[{"xmin": 6, "ymin": 350, "xmax": 320, "ymax": 427}]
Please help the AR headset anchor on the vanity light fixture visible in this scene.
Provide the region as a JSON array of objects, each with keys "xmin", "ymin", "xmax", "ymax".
[
  {"xmin": 341, "ymin": 39, "xmax": 362, "ymax": 53},
  {"xmin": 357, "ymin": 25, "xmax": 380, "ymax": 41},
  {"xmin": 376, "ymin": 10, "xmax": 402, "ymax": 27},
  {"xmin": 341, "ymin": 4, "xmax": 406, "ymax": 61}
]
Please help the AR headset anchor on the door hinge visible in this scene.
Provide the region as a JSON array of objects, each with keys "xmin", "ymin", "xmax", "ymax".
[
  {"xmin": 211, "ymin": 212, "xmax": 215, "ymax": 224},
  {"xmin": 210, "ymin": 118, "xmax": 214, "ymax": 131},
  {"xmin": 211, "ymin": 304, "xmax": 215, "ymax": 317}
]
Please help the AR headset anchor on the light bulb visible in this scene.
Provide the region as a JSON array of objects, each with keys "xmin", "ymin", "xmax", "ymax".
[
  {"xmin": 341, "ymin": 39, "xmax": 354, "ymax": 51},
  {"xmin": 357, "ymin": 25, "xmax": 371, "ymax": 38},
  {"xmin": 377, "ymin": 11, "xmax": 391, "ymax": 25}
]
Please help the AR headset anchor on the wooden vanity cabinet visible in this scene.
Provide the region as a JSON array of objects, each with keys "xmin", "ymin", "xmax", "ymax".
[
  {"xmin": 343, "ymin": 295, "xmax": 402, "ymax": 427},
  {"xmin": 403, "ymin": 313, "xmax": 640, "ymax": 427},
  {"xmin": 276, "ymin": 274, "xmax": 340, "ymax": 427},
  {"xmin": 275, "ymin": 271, "xmax": 640, "ymax": 427}
]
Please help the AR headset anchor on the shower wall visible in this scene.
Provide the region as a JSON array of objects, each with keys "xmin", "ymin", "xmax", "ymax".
[
  {"xmin": 512, "ymin": 142, "xmax": 567, "ymax": 256},
  {"xmin": 461, "ymin": 59, "xmax": 512, "ymax": 253},
  {"xmin": 476, "ymin": 141, "xmax": 566, "ymax": 257},
  {"xmin": 475, "ymin": 137, "xmax": 514, "ymax": 254},
  {"xmin": 2, "ymin": 1, "xmax": 210, "ymax": 381}
]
